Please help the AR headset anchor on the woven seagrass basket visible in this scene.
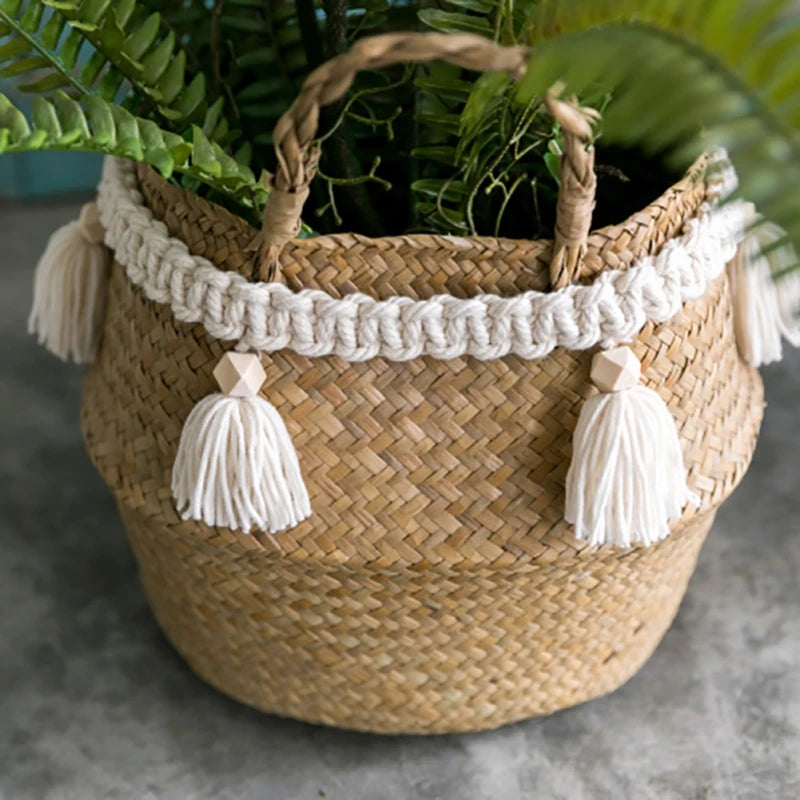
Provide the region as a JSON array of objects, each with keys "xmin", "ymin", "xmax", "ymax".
[{"xmin": 79, "ymin": 34, "xmax": 764, "ymax": 734}]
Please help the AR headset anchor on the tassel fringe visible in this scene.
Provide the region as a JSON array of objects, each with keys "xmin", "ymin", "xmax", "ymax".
[
  {"xmin": 565, "ymin": 346, "xmax": 696, "ymax": 548},
  {"xmin": 171, "ymin": 353, "xmax": 311, "ymax": 534},
  {"xmin": 728, "ymin": 204, "xmax": 800, "ymax": 367},
  {"xmin": 28, "ymin": 202, "xmax": 110, "ymax": 363}
]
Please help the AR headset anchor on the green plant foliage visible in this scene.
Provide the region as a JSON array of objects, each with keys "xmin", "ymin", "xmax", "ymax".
[
  {"xmin": 0, "ymin": 90, "xmax": 266, "ymax": 208},
  {"xmin": 411, "ymin": 67, "xmax": 562, "ymax": 237},
  {"xmin": 1, "ymin": 0, "xmax": 799, "ymax": 259},
  {"xmin": 413, "ymin": 0, "xmax": 565, "ymax": 236},
  {"xmin": 45, "ymin": 0, "xmax": 223, "ymax": 134},
  {"xmin": 0, "ymin": 0, "xmax": 260, "ymax": 212},
  {"xmin": 137, "ymin": 0, "xmax": 306, "ymax": 156},
  {"xmin": 0, "ymin": 0, "xmax": 100, "ymax": 95},
  {"xmin": 517, "ymin": 0, "xmax": 800, "ymax": 254},
  {"xmin": 139, "ymin": 0, "xmax": 417, "ymax": 234},
  {"xmin": 0, "ymin": 0, "xmax": 222, "ymax": 132}
]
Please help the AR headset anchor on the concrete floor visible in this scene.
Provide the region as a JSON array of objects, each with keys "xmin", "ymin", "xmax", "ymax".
[{"xmin": 1, "ymin": 198, "xmax": 798, "ymax": 800}]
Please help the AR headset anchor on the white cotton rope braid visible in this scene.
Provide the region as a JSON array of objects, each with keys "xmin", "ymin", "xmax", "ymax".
[{"xmin": 96, "ymin": 153, "xmax": 744, "ymax": 363}]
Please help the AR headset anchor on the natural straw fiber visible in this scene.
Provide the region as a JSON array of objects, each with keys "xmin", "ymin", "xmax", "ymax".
[
  {"xmin": 81, "ymin": 190, "xmax": 763, "ymax": 733},
  {"xmin": 259, "ymin": 33, "xmax": 530, "ymax": 276},
  {"xmin": 545, "ymin": 91, "xmax": 599, "ymax": 289},
  {"xmin": 80, "ymin": 33, "xmax": 764, "ymax": 733}
]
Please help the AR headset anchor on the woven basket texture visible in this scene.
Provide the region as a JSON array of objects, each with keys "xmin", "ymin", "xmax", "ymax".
[{"xmin": 80, "ymin": 159, "xmax": 764, "ymax": 734}]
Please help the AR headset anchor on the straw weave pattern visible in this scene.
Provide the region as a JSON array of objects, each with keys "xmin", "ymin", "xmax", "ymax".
[{"xmin": 81, "ymin": 156, "xmax": 763, "ymax": 733}]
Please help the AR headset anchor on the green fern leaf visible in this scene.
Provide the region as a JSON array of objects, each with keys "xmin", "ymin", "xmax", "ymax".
[
  {"xmin": 36, "ymin": 0, "xmax": 224, "ymax": 134},
  {"xmin": 0, "ymin": 91, "xmax": 266, "ymax": 209},
  {"xmin": 417, "ymin": 9, "xmax": 493, "ymax": 35},
  {"xmin": 0, "ymin": 1, "xmax": 94, "ymax": 95},
  {"xmin": 517, "ymin": 1, "xmax": 800, "ymax": 251}
]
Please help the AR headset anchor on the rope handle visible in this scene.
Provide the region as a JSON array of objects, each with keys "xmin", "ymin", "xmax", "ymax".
[
  {"xmin": 258, "ymin": 32, "xmax": 598, "ymax": 290},
  {"xmin": 544, "ymin": 88, "xmax": 599, "ymax": 289}
]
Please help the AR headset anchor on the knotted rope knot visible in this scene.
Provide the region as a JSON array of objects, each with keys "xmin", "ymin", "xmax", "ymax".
[
  {"xmin": 78, "ymin": 202, "xmax": 106, "ymax": 245},
  {"xmin": 261, "ymin": 183, "xmax": 310, "ymax": 247},
  {"xmin": 255, "ymin": 147, "xmax": 321, "ymax": 279},
  {"xmin": 544, "ymin": 86, "xmax": 600, "ymax": 142}
]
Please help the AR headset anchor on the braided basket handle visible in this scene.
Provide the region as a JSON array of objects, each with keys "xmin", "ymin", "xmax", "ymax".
[
  {"xmin": 258, "ymin": 32, "xmax": 597, "ymax": 291},
  {"xmin": 545, "ymin": 89, "xmax": 599, "ymax": 289}
]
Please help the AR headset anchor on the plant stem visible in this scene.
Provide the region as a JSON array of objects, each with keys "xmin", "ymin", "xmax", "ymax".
[
  {"xmin": 295, "ymin": 0, "xmax": 325, "ymax": 69},
  {"xmin": 204, "ymin": 1, "xmax": 241, "ymax": 128},
  {"xmin": 323, "ymin": 0, "xmax": 348, "ymax": 59},
  {"xmin": 210, "ymin": 0, "xmax": 225, "ymax": 95},
  {"xmin": 262, "ymin": 0, "xmax": 290, "ymax": 84},
  {"xmin": 317, "ymin": 0, "xmax": 386, "ymax": 234}
]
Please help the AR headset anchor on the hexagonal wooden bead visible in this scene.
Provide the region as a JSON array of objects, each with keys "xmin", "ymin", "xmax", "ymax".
[
  {"xmin": 590, "ymin": 346, "xmax": 641, "ymax": 393},
  {"xmin": 213, "ymin": 352, "xmax": 267, "ymax": 397},
  {"xmin": 78, "ymin": 202, "xmax": 105, "ymax": 245}
]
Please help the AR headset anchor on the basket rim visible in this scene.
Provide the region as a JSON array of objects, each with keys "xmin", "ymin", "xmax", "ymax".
[
  {"xmin": 138, "ymin": 151, "xmax": 715, "ymax": 296},
  {"xmin": 97, "ymin": 153, "xmax": 745, "ymax": 364}
]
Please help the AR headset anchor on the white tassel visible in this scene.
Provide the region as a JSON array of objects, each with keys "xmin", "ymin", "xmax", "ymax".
[
  {"xmin": 565, "ymin": 346, "xmax": 696, "ymax": 548},
  {"xmin": 171, "ymin": 352, "xmax": 311, "ymax": 534},
  {"xmin": 727, "ymin": 202, "xmax": 800, "ymax": 367},
  {"xmin": 28, "ymin": 201, "xmax": 111, "ymax": 364}
]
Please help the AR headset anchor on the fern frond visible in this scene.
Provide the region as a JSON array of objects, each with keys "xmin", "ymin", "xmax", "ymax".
[
  {"xmin": 0, "ymin": 91, "xmax": 266, "ymax": 208},
  {"xmin": 415, "ymin": 0, "xmax": 559, "ymax": 235},
  {"xmin": 0, "ymin": 0, "xmax": 95, "ymax": 95},
  {"xmin": 0, "ymin": 0, "xmax": 224, "ymax": 138},
  {"xmin": 39, "ymin": 0, "xmax": 214, "ymax": 129},
  {"xmin": 518, "ymin": 1, "xmax": 800, "ymax": 250},
  {"xmin": 136, "ymin": 0, "xmax": 309, "ymax": 165}
]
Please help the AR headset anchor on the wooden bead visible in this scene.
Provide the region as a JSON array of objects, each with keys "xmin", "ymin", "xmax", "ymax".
[
  {"xmin": 590, "ymin": 346, "xmax": 641, "ymax": 393},
  {"xmin": 78, "ymin": 202, "xmax": 105, "ymax": 245},
  {"xmin": 213, "ymin": 352, "xmax": 267, "ymax": 397}
]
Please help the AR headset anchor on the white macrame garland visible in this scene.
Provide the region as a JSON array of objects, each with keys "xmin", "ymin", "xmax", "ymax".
[
  {"xmin": 96, "ymin": 154, "xmax": 745, "ymax": 362},
  {"xmin": 28, "ymin": 202, "xmax": 111, "ymax": 363},
  {"xmin": 727, "ymin": 203, "xmax": 800, "ymax": 367},
  {"xmin": 565, "ymin": 346, "xmax": 697, "ymax": 547},
  {"xmin": 171, "ymin": 352, "xmax": 311, "ymax": 534}
]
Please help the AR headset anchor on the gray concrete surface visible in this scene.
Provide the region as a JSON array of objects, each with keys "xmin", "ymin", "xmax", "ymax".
[{"xmin": 1, "ymin": 198, "xmax": 798, "ymax": 800}]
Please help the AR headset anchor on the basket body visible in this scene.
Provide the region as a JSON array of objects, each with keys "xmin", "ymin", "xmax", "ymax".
[{"xmin": 81, "ymin": 161, "xmax": 763, "ymax": 734}]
